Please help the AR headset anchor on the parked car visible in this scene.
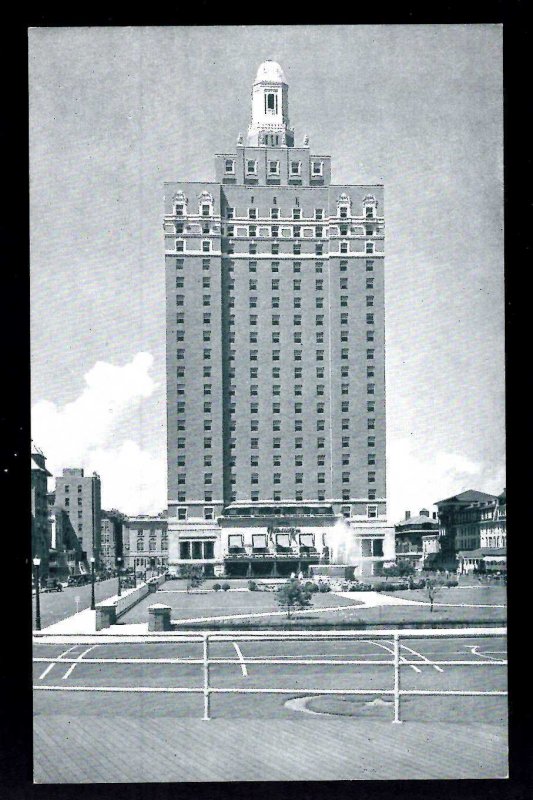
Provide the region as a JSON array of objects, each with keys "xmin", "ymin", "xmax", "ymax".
[
  {"xmin": 43, "ymin": 578, "xmax": 63, "ymax": 593},
  {"xmin": 67, "ymin": 575, "xmax": 88, "ymax": 587}
]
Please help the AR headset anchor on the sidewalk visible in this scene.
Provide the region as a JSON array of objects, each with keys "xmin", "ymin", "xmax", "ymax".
[{"xmin": 33, "ymin": 714, "xmax": 507, "ymax": 782}]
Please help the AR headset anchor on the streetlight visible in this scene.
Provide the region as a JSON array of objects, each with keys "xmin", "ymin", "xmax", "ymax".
[
  {"xmin": 133, "ymin": 558, "xmax": 137, "ymax": 588},
  {"xmin": 117, "ymin": 557, "xmax": 122, "ymax": 596},
  {"xmin": 90, "ymin": 557, "xmax": 96, "ymax": 610},
  {"xmin": 33, "ymin": 557, "xmax": 41, "ymax": 631}
]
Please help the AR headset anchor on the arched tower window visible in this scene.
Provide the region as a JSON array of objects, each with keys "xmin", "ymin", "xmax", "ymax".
[{"xmin": 173, "ymin": 191, "xmax": 188, "ymax": 217}]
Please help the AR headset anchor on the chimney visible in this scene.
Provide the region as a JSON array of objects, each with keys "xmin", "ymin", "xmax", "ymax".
[{"xmin": 405, "ymin": 511, "xmax": 411, "ymax": 520}]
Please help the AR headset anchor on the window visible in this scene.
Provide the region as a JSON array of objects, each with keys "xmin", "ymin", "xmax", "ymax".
[
  {"xmin": 367, "ymin": 401, "xmax": 375, "ymax": 412},
  {"xmin": 249, "ymin": 225, "xmax": 256, "ymax": 238},
  {"xmin": 367, "ymin": 330, "xmax": 375, "ymax": 342},
  {"xmin": 368, "ymin": 471, "xmax": 376, "ymax": 483},
  {"xmin": 340, "ymin": 295, "xmax": 348, "ymax": 307},
  {"xmin": 273, "ymin": 384, "xmax": 280, "ymax": 396},
  {"xmin": 273, "ymin": 438, "xmax": 281, "ymax": 449},
  {"xmin": 316, "ymin": 279, "xmax": 323, "ymax": 291},
  {"xmin": 271, "ymin": 225, "xmax": 279, "ymax": 238},
  {"xmin": 271, "ymin": 207, "xmax": 279, "ymax": 219},
  {"xmin": 272, "ymin": 367, "xmax": 280, "ymax": 378},
  {"xmin": 293, "ymin": 279, "xmax": 301, "ymax": 290},
  {"xmin": 293, "ymin": 208, "xmax": 301, "ymax": 220},
  {"xmin": 176, "ymin": 240, "xmax": 184, "ymax": 252},
  {"xmin": 272, "ymin": 350, "xmax": 280, "ymax": 361},
  {"xmin": 293, "ymin": 226, "xmax": 301, "ymax": 238},
  {"xmin": 268, "ymin": 161, "xmax": 280, "ymax": 175},
  {"xmin": 225, "ymin": 159, "xmax": 235, "ymax": 174},
  {"xmin": 366, "ymin": 295, "xmax": 374, "ymax": 307},
  {"xmin": 367, "ymin": 418, "xmax": 375, "ymax": 430},
  {"xmin": 366, "ymin": 277, "xmax": 374, "ymax": 290},
  {"xmin": 342, "ymin": 436, "xmax": 350, "ymax": 448},
  {"xmin": 293, "ymin": 244, "xmax": 301, "ymax": 255},
  {"xmin": 367, "ymin": 383, "xmax": 375, "ymax": 395},
  {"xmin": 249, "ymin": 278, "xmax": 257, "ymax": 290},
  {"xmin": 315, "ymin": 209, "xmax": 324, "ymax": 220},
  {"xmin": 293, "ymin": 331, "xmax": 302, "ymax": 343},
  {"xmin": 178, "ymin": 508, "xmax": 187, "ymax": 521},
  {"xmin": 271, "ymin": 243, "xmax": 279, "ymax": 254},
  {"xmin": 272, "ymin": 279, "xmax": 279, "ymax": 290},
  {"xmin": 272, "ymin": 296, "xmax": 280, "ymax": 308},
  {"xmin": 367, "ymin": 366, "xmax": 375, "ymax": 378},
  {"xmin": 340, "ymin": 277, "xmax": 348, "ymax": 290},
  {"xmin": 316, "ymin": 297, "xmax": 323, "ymax": 309},
  {"xmin": 294, "ymin": 297, "xmax": 301, "ymax": 308},
  {"xmin": 202, "ymin": 240, "xmax": 211, "ymax": 253},
  {"xmin": 295, "ymin": 437, "xmax": 303, "ymax": 450},
  {"xmin": 251, "ymin": 438, "xmax": 259, "ymax": 449},
  {"xmin": 176, "ymin": 329, "xmax": 185, "ymax": 342},
  {"xmin": 316, "ymin": 315, "xmax": 324, "ymax": 327},
  {"xmin": 366, "ymin": 242, "xmax": 374, "ymax": 254},
  {"xmin": 247, "ymin": 160, "xmax": 257, "ymax": 175},
  {"xmin": 295, "ymin": 419, "xmax": 303, "ymax": 431},
  {"xmin": 291, "ymin": 161, "xmax": 301, "ymax": 175},
  {"xmin": 249, "ymin": 243, "xmax": 257, "ymax": 254},
  {"xmin": 248, "ymin": 207, "xmax": 257, "ymax": 219},
  {"xmin": 316, "ymin": 244, "xmax": 323, "ymax": 255},
  {"xmin": 293, "ymin": 261, "xmax": 301, "ymax": 273},
  {"xmin": 341, "ymin": 348, "xmax": 349, "ymax": 360},
  {"xmin": 366, "ymin": 260, "xmax": 374, "ymax": 272},
  {"xmin": 226, "ymin": 207, "xmax": 234, "ymax": 219},
  {"xmin": 265, "ymin": 92, "xmax": 278, "ymax": 113},
  {"xmin": 312, "ymin": 161, "xmax": 323, "ymax": 175},
  {"xmin": 273, "ymin": 473, "xmax": 281, "ymax": 485}
]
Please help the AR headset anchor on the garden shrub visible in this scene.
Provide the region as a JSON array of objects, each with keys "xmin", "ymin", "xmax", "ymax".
[
  {"xmin": 221, "ymin": 582, "xmax": 230, "ymax": 592},
  {"xmin": 212, "ymin": 583, "xmax": 221, "ymax": 592},
  {"xmin": 248, "ymin": 580, "xmax": 258, "ymax": 591}
]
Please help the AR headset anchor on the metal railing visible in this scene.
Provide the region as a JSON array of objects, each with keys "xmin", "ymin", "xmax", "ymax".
[{"xmin": 33, "ymin": 627, "xmax": 507, "ymax": 724}]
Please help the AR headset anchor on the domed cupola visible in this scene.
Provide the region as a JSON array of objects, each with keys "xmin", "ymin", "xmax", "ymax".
[{"xmin": 247, "ymin": 60, "xmax": 294, "ymax": 147}]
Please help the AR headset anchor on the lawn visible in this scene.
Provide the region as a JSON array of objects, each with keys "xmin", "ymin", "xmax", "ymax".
[{"xmin": 118, "ymin": 581, "xmax": 506, "ymax": 629}]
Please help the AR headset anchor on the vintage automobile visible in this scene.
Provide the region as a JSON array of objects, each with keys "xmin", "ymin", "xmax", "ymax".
[{"xmin": 42, "ymin": 578, "xmax": 63, "ymax": 593}]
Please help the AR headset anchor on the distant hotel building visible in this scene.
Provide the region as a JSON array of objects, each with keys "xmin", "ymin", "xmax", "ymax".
[
  {"xmin": 100, "ymin": 510, "xmax": 125, "ymax": 571},
  {"xmin": 53, "ymin": 468, "xmax": 102, "ymax": 565},
  {"xmin": 164, "ymin": 61, "xmax": 393, "ymax": 578},
  {"xmin": 435, "ymin": 489, "xmax": 506, "ymax": 574}
]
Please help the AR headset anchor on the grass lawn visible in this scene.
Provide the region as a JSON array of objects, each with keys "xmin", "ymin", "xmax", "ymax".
[{"xmin": 119, "ymin": 581, "xmax": 506, "ymax": 629}]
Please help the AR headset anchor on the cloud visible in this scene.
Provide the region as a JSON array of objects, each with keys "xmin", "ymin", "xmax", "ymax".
[
  {"xmin": 388, "ymin": 438, "xmax": 506, "ymax": 524},
  {"xmin": 32, "ymin": 352, "xmax": 166, "ymax": 514}
]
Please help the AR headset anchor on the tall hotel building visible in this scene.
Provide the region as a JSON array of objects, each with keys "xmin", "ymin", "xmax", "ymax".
[{"xmin": 164, "ymin": 61, "xmax": 394, "ymax": 578}]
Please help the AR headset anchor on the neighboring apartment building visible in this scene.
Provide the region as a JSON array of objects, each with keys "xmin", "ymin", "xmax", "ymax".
[
  {"xmin": 100, "ymin": 510, "xmax": 125, "ymax": 571},
  {"xmin": 31, "ymin": 443, "xmax": 52, "ymax": 577},
  {"xmin": 435, "ymin": 489, "xmax": 506, "ymax": 572},
  {"xmin": 165, "ymin": 60, "xmax": 393, "ymax": 578},
  {"xmin": 122, "ymin": 514, "xmax": 168, "ymax": 573},
  {"xmin": 53, "ymin": 468, "xmax": 102, "ymax": 565},
  {"xmin": 47, "ymin": 493, "xmax": 86, "ymax": 578},
  {"xmin": 394, "ymin": 509, "xmax": 439, "ymax": 570}
]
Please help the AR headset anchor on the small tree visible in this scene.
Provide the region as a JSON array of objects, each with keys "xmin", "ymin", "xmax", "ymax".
[
  {"xmin": 426, "ymin": 577, "xmax": 444, "ymax": 612},
  {"xmin": 276, "ymin": 579, "xmax": 313, "ymax": 619}
]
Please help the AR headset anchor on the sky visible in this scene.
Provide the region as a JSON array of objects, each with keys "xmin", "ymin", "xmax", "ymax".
[{"xmin": 29, "ymin": 25, "xmax": 505, "ymax": 521}]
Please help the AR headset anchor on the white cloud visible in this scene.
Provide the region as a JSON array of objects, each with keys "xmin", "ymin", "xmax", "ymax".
[
  {"xmin": 32, "ymin": 352, "xmax": 166, "ymax": 514},
  {"xmin": 388, "ymin": 438, "xmax": 506, "ymax": 524}
]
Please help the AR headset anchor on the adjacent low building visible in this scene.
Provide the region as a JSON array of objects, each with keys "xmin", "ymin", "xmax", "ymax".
[
  {"xmin": 394, "ymin": 509, "xmax": 439, "ymax": 570},
  {"xmin": 122, "ymin": 514, "xmax": 168, "ymax": 573}
]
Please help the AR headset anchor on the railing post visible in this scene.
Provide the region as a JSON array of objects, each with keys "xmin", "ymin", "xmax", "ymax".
[
  {"xmin": 202, "ymin": 633, "xmax": 210, "ymax": 721},
  {"xmin": 392, "ymin": 631, "xmax": 402, "ymax": 724}
]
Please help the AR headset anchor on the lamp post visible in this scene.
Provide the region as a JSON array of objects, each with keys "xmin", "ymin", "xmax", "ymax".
[
  {"xmin": 90, "ymin": 557, "xmax": 96, "ymax": 610},
  {"xmin": 117, "ymin": 557, "xmax": 122, "ymax": 596},
  {"xmin": 33, "ymin": 557, "xmax": 41, "ymax": 631},
  {"xmin": 133, "ymin": 558, "xmax": 137, "ymax": 588}
]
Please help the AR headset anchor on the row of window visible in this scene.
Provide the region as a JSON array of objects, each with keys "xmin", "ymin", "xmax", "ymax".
[
  {"xmin": 224, "ymin": 207, "xmax": 376, "ymax": 221},
  {"xmin": 176, "ymin": 276, "xmax": 374, "ymax": 292},
  {"xmin": 177, "ymin": 258, "xmax": 374, "ymax": 272},
  {"xmin": 174, "ymin": 502, "xmax": 379, "ymax": 522},
  {"xmin": 177, "ymin": 445, "xmax": 377, "ymax": 468},
  {"xmin": 176, "ymin": 433, "xmax": 377, "ymax": 457},
  {"xmin": 176, "ymin": 240, "xmax": 377, "ymax": 255},
  {"xmin": 175, "ymin": 204, "xmax": 376, "ymax": 223},
  {"xmin": 224, "ymin": 158, "xmax": 325, "ymax": 177},
  {"xmin": 226, "ymin": 225, "xmax": 378, "ymax": 238}
]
